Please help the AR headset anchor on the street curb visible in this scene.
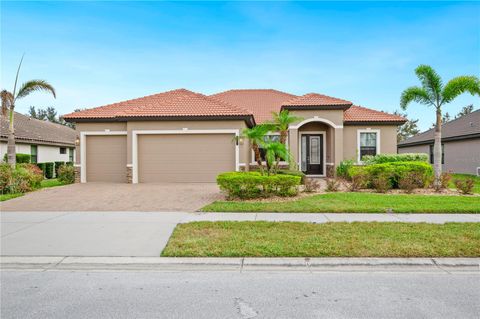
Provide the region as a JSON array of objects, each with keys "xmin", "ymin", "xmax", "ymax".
[{"xmin": 1, "ymin": 256, "xmax": 478, "ymax": 271}]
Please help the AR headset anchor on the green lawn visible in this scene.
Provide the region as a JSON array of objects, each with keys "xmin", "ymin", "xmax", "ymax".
[
  {"xmin": 162, "ymin": 221, "xmax": 480, "ymax": 257},
  {"xmin": 202, "ymin": 193, "xmax": 480, "ymax": 214},
  {"xmin": 1, "ymin": 179, "xmax": 68, "ymax": 202},
  {"xmin": 451, "ymin": 174, "xmax": 480, "ymax": 194}
]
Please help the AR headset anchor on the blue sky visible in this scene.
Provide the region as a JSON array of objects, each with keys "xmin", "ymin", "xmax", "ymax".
[{"xmin": 1, "ymin": 1, "xmax": 479, "ymax": 130}]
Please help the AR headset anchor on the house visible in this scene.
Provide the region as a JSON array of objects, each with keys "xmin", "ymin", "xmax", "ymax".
[
  {"xmin": 1, "ymin": 112, "xmax": 76, "ymax": 164},
  {"xmin": 63, "ymin": 89, "xmax": 406, "ymax": 183},
  {"xmin": 398, "ymin": 109, "xmax": 480, "ymax": 175}
]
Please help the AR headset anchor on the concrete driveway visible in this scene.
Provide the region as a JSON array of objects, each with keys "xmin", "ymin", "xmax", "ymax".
[
  {"xmin": 0, "ymin": 183, "xmax": 223, "ymax": 212},
  {"xmin": 1, "ymin": 211, "xmax": 189, "ymax": 256}
]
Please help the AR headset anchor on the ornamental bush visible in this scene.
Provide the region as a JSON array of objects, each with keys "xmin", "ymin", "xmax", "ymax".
[
  {"xmin": 45, "ymin": 162, "xmax": 54, "ymax": 179},
  {"xmin": 36, "ymin": 163, "xmax": 46, "ymax": 176},
  {"xmin": 336, "ymin": 160, "xmax": 355, "ymax": 179},
  {"xmin": 54, "ymin": 161, "xmax": 65, "ymax": 177},
  {"xmin": 362, "ymin": 153, "xmax": 428, "ymax": 164},
  {"xmin": 0, "ymin": 163, "xmax": 43, "ymax": 194},
  {"xmin": 217, "ymin": 172, "xmax": 301, "ymax": 199},
  {"xmin": 3, "ymin": 153, "xmax": 31, "ymax": 164},
  {"xmin": 57, "ymin": 164, "xmax": 75, "ymax": 184}
]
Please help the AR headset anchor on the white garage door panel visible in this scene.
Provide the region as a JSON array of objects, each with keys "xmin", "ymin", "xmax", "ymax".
[{"xmin": 138, "ymin": 134, "xmax": 235, "ymax": 183}]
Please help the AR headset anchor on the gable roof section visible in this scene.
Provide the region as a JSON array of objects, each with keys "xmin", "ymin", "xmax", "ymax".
[
  {"xmin": 282, "ymin": 93, "xmax": 352, "ymax": 110},
  {"xmin": 210, "ymin": 89, "xmax": 297, "ymax": 123},
  {"xmin": 398, "ymin": 109, "xmax": 480, "ymax": 146},
  {"xmin": 344, "ymin": 105, "xmax": 406, "ymax": 124},
  {"xmin": 63, "ymin": 89, "xmax": 254, "ymax": 125},
  {"xmin": 1, "ymin": 112, "xmax": 76, "ymax": 147}
]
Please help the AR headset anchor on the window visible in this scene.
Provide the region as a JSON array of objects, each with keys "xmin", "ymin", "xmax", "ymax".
[
  {"xmin": 253, "ymin": 135, "xmax": 281, "ymax": 162},
  {"xmin": 60, "ymin": 147, "xmax": 66, "ymax": 154},
  {"xmin": 69, "ymin": 148, "xmax": 74, "ymax": 162},
  {"xmin": 30, "ymin": 145, "xmax": 38, "ymax": 163},
  {"xmin": 429, "ymin": 144, "xmax": 444, "ymax": 164},
  {"xmin": 358, "ymin": 131, "xmax": 378, "ymax": 161}
]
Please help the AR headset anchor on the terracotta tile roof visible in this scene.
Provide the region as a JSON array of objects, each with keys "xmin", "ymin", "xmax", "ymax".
[
  {"xmin": 1, "ymin": 112, "xmax": 76, "ymax": 146},
  {"xmin": 63, "ymin": 89, "xmax": 252, "ymax": 120},
  {"xmin": 210, "ymin": 89, "xmax": 297, "ymax": 123},
  {"xmin": 282, "ymin": 93, "xmax": 352, "ymax": 107},
  {"xmin": 398, "ymin": 109, "xmax": 480, "ymax": 146},
  {"xmin": 344, "ymin": 105, "xmax": 406, "ymax": 123}
]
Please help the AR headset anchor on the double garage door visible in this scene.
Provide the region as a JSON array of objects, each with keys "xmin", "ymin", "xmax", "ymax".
[{"xmin": 85, "ymin": 133, "xmax": 235, "ymax": 183}]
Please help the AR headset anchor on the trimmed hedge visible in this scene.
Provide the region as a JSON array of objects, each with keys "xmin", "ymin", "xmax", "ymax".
[
  {"xmin": 217, "ymin": 172, "xmax": 302, "ymax": 199},
  {"xmin": 362, "ymin": 153, "xmax": 428, "ymax": 164},
  {"xmin": 45, "ymin": 162, "xmax": 54, "ymax": 179},
  {"xmin": 54, "ymin": 161, "xmax": 65, "ymax": 177},
  {"xmin": 3, "ymin": 153, "xmax": 31, "ymax": 164},
  {"xmin": 277, "ymin": 169, "xmax": 305, "ymax": 183},
  {"xmin": 349, "ymin": 161, "xmax": 433, "ymax": 189}
]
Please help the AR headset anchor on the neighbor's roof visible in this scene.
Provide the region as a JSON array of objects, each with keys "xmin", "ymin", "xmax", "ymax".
[
  {"xmin": 344, "ymin": 105, "xmax": 407, "ymax": 124},
  {"xmin": 398, "ymin": 109, "xmax": 480, "ymax": 146},
  {"xmin": 0, "ymin": 112, "xmax": 76, "ymax": 147},
  {"xmin": 63, "ymin": 88, "xmax": 405, "ymax": 125},
  {"xmin": 63, "ymin": 89, "xmax": 253, "ymax": 122}
]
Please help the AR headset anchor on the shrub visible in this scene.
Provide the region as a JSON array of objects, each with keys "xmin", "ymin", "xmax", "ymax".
[
  {"xmin": 3, "ymin": 153, "xmax": 31, "ymax": 164},
  {"xmin": 362, "ymin": 153, "xmax": 428, "ymax": 164},
  {"xmin": 398, "ymin": 171, "xmax": 424, "ymax": 193},
  {"xmin": 325, "ymin": 178, "xmax": 340, "ymax": 192},
  {"xmin": 436, "ymin": 172, "xmax": 453, "ymax": 191},
  {"xmin": 304, "ymin": 177, "xmax": 321, "ymax": 193},
  {"xmin": 66, "ymin": 161, "xmax": 74, "ymax": 166},
  {"xmin": 54, "ymin": 161, "xmax": 65, "ymax": 177},
  {"xmin": 45, "ymin": 162, "xmax": 54, "ymax": 179},
  {"xmin": 0, "ymin": 163, "xmax": 43, "ymax": 194},
  {"xmin": 336, "ymin": 160, "xmax": 355, "ymax": 179},
  {"xmin": 217, "ymin": 172, "xmax": 301, "ymax": 199},
  {"xmin": 348, "ymin": 171, "xmax": 368, "ymax": 192},
  {"xmin": 57, "ymin": 164, "xmax": 75, "ymax": 184},
  {"xmin": 454, "ymin": 178, "xmax": 475, "ymax": 195},
  {"xmin": 36, "ymin": 163, "xmax": 46, "ymax": 177},
  {"xmin": 277, "ymin": 169, "xmax": 305, "ymax": 183},
  {"xmin": 372, "ymin": 173, "xmax": 392, "ymax": 193}
]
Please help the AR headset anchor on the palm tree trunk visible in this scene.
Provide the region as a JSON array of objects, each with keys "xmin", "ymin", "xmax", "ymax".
[
  {"xmin": 276, "ymin": 130, "xmax": 288, "ymax": 167},
  {"xmin": 252, "ymin": 143, "xmax": 263, "ymax": 174},
  {"xmin": 7, "ymin": 109, "xmax": 16, "ymax": 167},
  {"xmin": 433, "ymin": 108, "xmax": 442, "ymax": 187}
]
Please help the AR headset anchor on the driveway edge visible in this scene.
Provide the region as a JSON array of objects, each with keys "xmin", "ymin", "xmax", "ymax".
[{"xmin": 1, "ymin": 256, "xmax": 478, "ymax": 272}]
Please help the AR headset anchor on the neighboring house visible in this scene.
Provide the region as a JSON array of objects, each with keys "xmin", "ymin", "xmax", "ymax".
[
  {"xmin": 63, "ymin": 88, "xmax": 405, "ymax": 183},
  {"xmin": 1, "ymin": 112, "xmax": 76, "ymax": 164},
  {"xmin": 398, "ymin": 109, "xmax": 480, "ymax": 175}
]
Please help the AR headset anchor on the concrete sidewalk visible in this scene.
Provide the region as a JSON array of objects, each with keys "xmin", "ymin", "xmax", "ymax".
[
  {"xmin": 2, "ymin": 211, "xmax": 479, "ymax": 257},
  {"xmin": 1, "ymin": 256, "xmax": 479, "ymax": 272}
]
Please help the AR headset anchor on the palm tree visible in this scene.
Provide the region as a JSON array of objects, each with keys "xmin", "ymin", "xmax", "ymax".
[
  {"xmin": 241, "ymin": 124, "xmax": 271, "ymax": 174},
  {"xmin": 1, "ymin": 56, "xmax": 56, "ymax": 167},
  {"xmin": 270, "ymin": 110, "xmax": 303, "ymax": 145},
  {"xmin": 400, "ymin": 65, "xmax": 479, "ymax": 186},
  {"xmin": 263, "ymin": 141, "xmax": 289, "ymax": 174}
]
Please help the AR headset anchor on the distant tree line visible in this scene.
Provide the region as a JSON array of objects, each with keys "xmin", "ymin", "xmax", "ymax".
[{"xmin": 27, "ymin": 106, "xmax": 80, "ymax": 129}]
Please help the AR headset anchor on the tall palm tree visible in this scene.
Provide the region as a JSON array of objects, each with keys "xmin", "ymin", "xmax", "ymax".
[
  {"xmin": 241, "ymin": 124, "xmax": 271, "ymax": 174},
  {"xmin": 270, "ymin": 110, "xmax": 303, "ymax": 145},
  {"xmin": 400, "ymin": 65, "xmax": 479, "ymax": 186},
  {"xmin": 1, "ymin": 56, "xmax": 56, "ymax": 167}
]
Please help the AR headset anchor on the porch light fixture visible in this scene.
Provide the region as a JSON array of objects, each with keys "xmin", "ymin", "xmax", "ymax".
[{"xmin": 75, "ymin": 137, "xmax": 80, "ymax": 146}]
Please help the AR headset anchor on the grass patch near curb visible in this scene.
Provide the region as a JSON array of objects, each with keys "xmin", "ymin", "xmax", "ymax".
[
  {"xmin": 0, "ymin": 193, "xmax": 24, "ymax": 202},
  {"xmin": 1, "ymin": 179, "xmax": 68, "ymax": 202},
  {"xmin": 161, "ymin": 221, "xmax": 480, "ymax": 257},
  {"xmin": 202, "ymin": 193, "xmax": 480, "ymax": 214}
]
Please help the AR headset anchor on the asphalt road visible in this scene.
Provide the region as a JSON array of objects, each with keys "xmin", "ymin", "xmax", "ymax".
[{"xmin": 1, "ymin": 270, "xmax": 479, "ymax": 319}]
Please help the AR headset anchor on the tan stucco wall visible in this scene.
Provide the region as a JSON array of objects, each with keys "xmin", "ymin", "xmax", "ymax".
[
  {"xmin": 398, "ymin": 144, "xmax": 430, "ymax": 155},
  {"xmin": 343, "ymin": 125, "xmax": 398, "ymax": 161},
  {"xmin": 289, "ymin": 109, "xmax": 344, "ymax": 126}
]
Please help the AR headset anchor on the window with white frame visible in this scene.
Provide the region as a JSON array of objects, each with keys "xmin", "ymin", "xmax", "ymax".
[{"xmin": 358, "ymin": 131, "xmax": 378, "ymax": 161}]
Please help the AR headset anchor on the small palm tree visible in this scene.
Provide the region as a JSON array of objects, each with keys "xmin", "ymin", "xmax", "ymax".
[
  {"xmin": 270, "ymin": 110, "xmax": 303, "ymax": 145},
  {"xmin": 1, "ymin": 56, "xmax": 56, "ymax": 167},
  {"xmin": 263, "ymin": 141, "xmax": 289, "ymax": 174},
  {"xmin": 400, "ymin": 65, "xmax": 479, "ymax": 186},
  {"xmin": 241, "ymin": 124, "xmax": 271, "ymax": 174}
]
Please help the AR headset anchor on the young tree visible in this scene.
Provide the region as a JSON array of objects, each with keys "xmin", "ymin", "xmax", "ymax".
[
  {"xmin": 455, "ymin": 104, "xmax": 475, "ymax": 119},
  {"xmin": 270, "ymin": 110, "xmax": 303, "ymax": 145},
  {"xmin": 393, "ymin": 111, "xmax": 420, "ymax": 142},
  {"xmin": 400, "ymin": 65, "xmax": 480, "ymax": 186},
  {"xmin": 241, "ymin": 124, "xmax": 271, "ymax": 174},
  {"xmin": 1, "ymin": 56, "xmax": 56, "ymax": 166},
  {"xmin": 263, "ymin": 141, "xmax": 288, "ymax": 174}
]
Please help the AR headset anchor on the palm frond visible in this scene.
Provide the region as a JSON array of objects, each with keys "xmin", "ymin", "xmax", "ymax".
[
  {"xmin": 415, "ymin": 65, "xmax": 443, "ymax": 101},
  {"xmin": 271, "ymin": 110, "xmax": 303, "ymax": 131},
  {"xmin": 1, "ymin": 90, "xmax": 14, "ymax": 116},
  {"xmin": 16, "ymin": 80, "xmax": 56, "ymax": 100},
  {"xmin": 441, "ymin": 75, "xmax": 480, "ymax": 104},
  {"xmin": 400, "ymin": 86, "xmax": 432, "ymax": 110}
]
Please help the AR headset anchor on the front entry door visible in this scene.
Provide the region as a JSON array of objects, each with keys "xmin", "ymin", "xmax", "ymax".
[{"xmin": 301, "ymin": 134, "xmax": 324, "ymax": 175}]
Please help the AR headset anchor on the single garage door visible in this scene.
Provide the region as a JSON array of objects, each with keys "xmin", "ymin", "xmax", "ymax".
[
  {"xmin": 86, "ymin": 135, "xmax": 127, "ymax": 183},
  {"xmin": 138, "ymin": 134, "xmax": 235, "ymax": 183}
]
